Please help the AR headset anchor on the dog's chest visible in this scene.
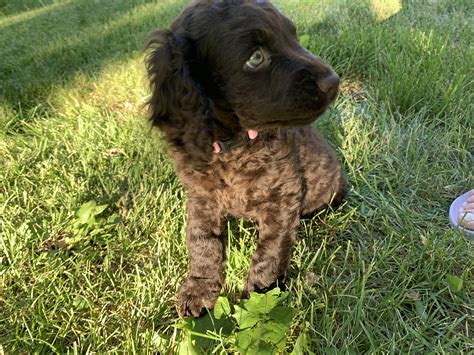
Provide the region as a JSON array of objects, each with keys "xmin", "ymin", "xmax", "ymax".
[{"xmin": 180, "ymin": 143, "xmax": 305, "ymax": 219}]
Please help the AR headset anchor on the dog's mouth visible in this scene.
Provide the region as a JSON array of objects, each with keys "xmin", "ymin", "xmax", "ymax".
[{"xmin": 237, "ymin": 105, "xmax": 330, "ymax": 131}]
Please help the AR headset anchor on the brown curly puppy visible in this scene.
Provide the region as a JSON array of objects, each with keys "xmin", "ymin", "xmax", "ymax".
[{"xmin": 146, "ymin": 0, "xmax": 347, "ymax": 317}]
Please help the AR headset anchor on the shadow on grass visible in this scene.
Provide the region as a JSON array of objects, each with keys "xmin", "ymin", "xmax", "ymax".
[
  {"xmin": 0, "ymin": 0, "xmax": 186, "ymax": 114},
  {"xmin": 0, "ymin": 0, "xmax": 57, "ymax": 16}
]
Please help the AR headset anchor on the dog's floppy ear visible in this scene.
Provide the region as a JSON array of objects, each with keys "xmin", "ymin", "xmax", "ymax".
[{"xmin": 146, "ymin": 29, "xmax": 214, "ymax": 167}]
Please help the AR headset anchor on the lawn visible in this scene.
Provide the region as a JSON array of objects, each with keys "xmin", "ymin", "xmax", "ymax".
[{"xmin": 0, "ymin": 0, "xmax": 473, "ymax": 352}]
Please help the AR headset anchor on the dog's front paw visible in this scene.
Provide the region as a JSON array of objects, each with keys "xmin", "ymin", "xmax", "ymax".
[
  {"xmin": 177, "ymin": 277, "xmax": 222, "ymax": 317},
  {"xmin": 242, "ymin": 276, "xmax": 287, "ymax": 299}
]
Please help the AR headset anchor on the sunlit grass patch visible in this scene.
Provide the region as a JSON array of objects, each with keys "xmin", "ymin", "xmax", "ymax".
[
  {"xmin": 370, "ymin": 0, "xmax": 402, "ymax": 21},
  {"xmin": 54, "ymin": 58, "xmax": 148, "ymax": 118},
  {"xmin": 0, "ymin": 0, "xmax": 62, "ymax": 22}
]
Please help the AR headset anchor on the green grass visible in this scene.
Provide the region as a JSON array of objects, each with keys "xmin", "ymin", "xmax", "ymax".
[{"xmin": 1, "ymin": 0, "xmax": 473, "ymax": 352}]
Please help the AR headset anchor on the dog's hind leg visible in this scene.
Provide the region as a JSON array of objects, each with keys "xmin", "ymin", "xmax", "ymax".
[
  {"xmin": 302, "ymin": 167, "xmax": 347, "ymax": 217},
  {"xmin": 299, "ymin": 128, "xmax": 348, "ymax": 217}
]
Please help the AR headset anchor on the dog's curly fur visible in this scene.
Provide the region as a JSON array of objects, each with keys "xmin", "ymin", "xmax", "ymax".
[{"xmin": 146, "ymin": 0, "xmax": 347, "ymax": 317}]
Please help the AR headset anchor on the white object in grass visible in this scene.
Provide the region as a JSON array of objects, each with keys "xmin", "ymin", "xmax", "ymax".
[{"xmin": 449, "ymin": 190, "xmax": 474, "ymax": 236}]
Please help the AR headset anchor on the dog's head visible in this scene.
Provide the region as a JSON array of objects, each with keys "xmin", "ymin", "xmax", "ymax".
[{"xmin": 146, "ymin": 0, "xmax": 339, "ymax": 163}]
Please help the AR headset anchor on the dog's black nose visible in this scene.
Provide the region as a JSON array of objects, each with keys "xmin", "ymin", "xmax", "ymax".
[{"xmin": 317, "ymin": 73, "xmax": 340, "ymax": 98}]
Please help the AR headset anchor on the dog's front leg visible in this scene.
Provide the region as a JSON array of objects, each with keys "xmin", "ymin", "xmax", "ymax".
[
  {"xmin": 243, "ymin": 209, "xmax": 300, "ymax": 297},
  {"xmin": 177, "ymin": 197, "xmax": 224, "ymax": 317}
]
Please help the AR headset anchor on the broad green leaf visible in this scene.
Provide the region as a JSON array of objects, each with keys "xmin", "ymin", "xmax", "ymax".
[
  {"xmin": 150, "ymin": 332, "xmax": 171, "ymax": 350},
  {"xmin": 177, "ymin": 335, "xmax": 200, "ymax": 355},
  {"xmin": 173, "ymin": 318, "xmax": 194, "ymax": 331},
  {"xmin": 106, "ymin": 214, "xmax": 122, "ymax": 225},
  {"xmin": 234, "ymin": 328, "xmax": 254, "ymax": 352},
  {"xmin": 205, "ymin": 299, "xmax": 234, "ymax": 336},
  {"xmin": 76, "ymin": 201, "xmax": 97, "ymax": 223},
  {"xmin": 292, "ymin": 329, "xmax": 314, "ymax": 355},
  {"xmin": 86, "ymin": 216, "xmax": 97, "ymax": 227},
  {"xmin": 446, "ymin": 274, "xmax": 463, "ymax": 292},
  {"xmin": 234, "ymin": 304, "xmax": 260, "ymax": 329},
  {"xmin": 268, "ymin": 305, "xmax": 296, "ymax": 325},
  {"xmin": 174, "ymin": 299, "xmax": 233, "ymax": 352},
  {"xmin": 266, "ymin": 287, "xmax": 283, "ymax": 297},
  {"xmin": 242, "ymin": 288, "xmax": 287, "ymax": 315},
  {"xmin": 234, "ymin": 328, "xmax": 275, "ymax": 355},
  {"xmin": 184, "ymin": 315, "xmax": 215, "ymax": 350},
  {"xmin": 247, "ymin": 341, "xmax": 275, "ymax": 355},
  {"xmin": 214, "ymin": 296, "xmax": 231, "ymax": 320},
  {"xmin": 76, "ymin": 201, "xmax": 108, "ymax": 225},
  {"xmin": 93, "ymin": 203, "xmax": 108, "ymax": 215},
  {"xmin": 259, "ymin": 321, "xmax": 288, "ymax": 351}
]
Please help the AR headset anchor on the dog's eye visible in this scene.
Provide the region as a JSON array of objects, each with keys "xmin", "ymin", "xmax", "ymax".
[{"xmin": 246, "ymin": 50, "xmax": 265, "ymax": 69}]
